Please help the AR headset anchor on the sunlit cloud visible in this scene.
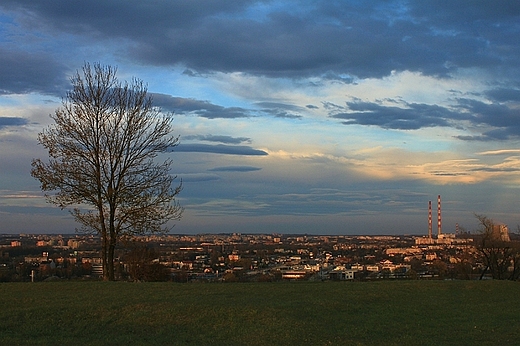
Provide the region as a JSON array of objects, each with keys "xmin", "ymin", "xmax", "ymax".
[{"xmin": 478, "ymin": 149, "xmax": 520, "ymax": 156}]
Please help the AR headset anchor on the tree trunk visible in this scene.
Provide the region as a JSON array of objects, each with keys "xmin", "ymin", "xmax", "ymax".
[
  {"xmin": 107, "ymin": 242, "xmax": 115, "ymax": 281},
  {"xmin": 107, "ymin": 221, "xmax": 117, "ymax": 281},
  {"xmin": 479, "ymin": 265, "xmax": 488, "ymax": 280},
  {"xmin": 102, "ymin": 232, "xmax": 110, "ymax": 281},
  {"xmin": 106, "ymin": 206, "xmax": 117, "ymax": 281}
]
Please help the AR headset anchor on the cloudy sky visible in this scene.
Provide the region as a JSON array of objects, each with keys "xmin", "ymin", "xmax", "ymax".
[{"xmin": 1, "ymin": 1, "xmax": 520, "ymax": 235}]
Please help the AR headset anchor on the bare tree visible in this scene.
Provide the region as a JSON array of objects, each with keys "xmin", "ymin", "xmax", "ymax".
[{"xmin": 31, "ymin": 63, "xmax": 183, "ymax": 281}]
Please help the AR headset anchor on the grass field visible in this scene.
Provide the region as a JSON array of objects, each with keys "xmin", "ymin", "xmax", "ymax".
[{"xmin": 0, "ymin": 280, "xmax": 519, "ymax": 345}]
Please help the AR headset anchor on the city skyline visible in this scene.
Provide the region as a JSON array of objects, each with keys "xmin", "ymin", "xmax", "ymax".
[{"xmin": 1, "ymin": 1, "xmax": 520, "ymax": 235}]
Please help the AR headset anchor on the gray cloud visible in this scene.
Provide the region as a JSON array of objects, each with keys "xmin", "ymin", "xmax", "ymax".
[
  {"xmin": 179, "ymin": 173, "xmax": 220, "ymax": 183},
  {"xmin": 332, "ymin": 101, "xmax": 463, "ymax": 130},
  {"xmin": 430, "ymin": 172, "xmax": 470, "ymax": 177},
  {"xmin": 332, "ymin": 97, "xmax": 520, "ymax": 138},
  {"xmin": 208, "ymin": 166, "xmax": 262, "ymax": 172},
  {"xmin": 484, "ymin": 88, "xmax": 520, "ymax": 103},
  {"xmin": 471, "ymin": 167, "xmax": 520, "ymax": 173},
  {"xmin": 183, "ymin": 134, "xmax": 251, "ymax": 145},
  {"xmin": 454, "ymin": 135, "xmax": 492, "ymax": 141},
  {"xmin": 255, "ymin": 101, "xmax": 303, "ymax": 119},
  {"xmin": 455, "ymin": 98, "xmax": 520, "ymax": 140},
  {"xmin": 0, "ymin": 48, "xmax": 68, "ymax": 95},
  {"xmin": 154, "ymin": 94, "xmax": 307, "ymax": 120},
  {"xmin": 175, "ymin": 144, "xmax": 267, "ymax": 156},
  {"xmin": 2, "ymin": 1, "xmax": 519, "ymax": 80},
  {"xmin": 0, "ymin": 117, "xmax": 28, "ymax": 128},
  {"xmin": 152, "ymin": 94, "xmax": 250, "ymax": 119}
]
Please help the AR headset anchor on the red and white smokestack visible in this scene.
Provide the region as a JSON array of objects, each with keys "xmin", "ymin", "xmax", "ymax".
[
  {"xmin": 437, "ymin": 195, "xmax": 442, "ymax": 236},
  {"xmin": 428, "ymin": 201, "xmax": 432, "ymax": 239}
]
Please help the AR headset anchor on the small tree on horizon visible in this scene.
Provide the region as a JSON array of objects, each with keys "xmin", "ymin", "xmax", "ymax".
[{"xmin": 31, "ymin": 62, "xmax": 183, "ymax": 281}]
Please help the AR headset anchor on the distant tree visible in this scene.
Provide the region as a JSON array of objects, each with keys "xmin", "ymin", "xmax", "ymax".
[
  {"xmin": 450, "ymin": 261, "xmax": 473, "ymax": 280},
  {"xmin": 409, "ymin": 257, "xmax": 425, "ymax": 273},
  {"xmin": 475, "ymin": 214, "xmax": 520, "ymax": 280},
  {"xmin": 431, "ymin": 259, "xmax": 448, "ymax": 279},
  {"xmin": 31, "ymin": 63, "xmax": 183, "ymax": 281},
  {"xmin": 406, "ymin": 268, "xmax": 418, "ymax": 280},
  {"xmin": 0, "ymin": 265, "xmax": 9, "ymax": 282},
  {"xmin": 125, "ymin": 244, "xmax": 169, "ymax": 282},
  {"xmin": 222, "ymin": 272, "xmax": 238, "ymax": 282},
  {"xmin": 257, "ymin": 273, "xmax": 274, "ymax": 282}
]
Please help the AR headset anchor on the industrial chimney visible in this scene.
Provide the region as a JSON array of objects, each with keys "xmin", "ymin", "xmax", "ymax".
[
  {"xmin": 437, "ymin": 195, "xmax": 442, "ymax": 237},
  {"xmin": 428, "ymin": 200, "xmax": 432, "ymax": 239}
]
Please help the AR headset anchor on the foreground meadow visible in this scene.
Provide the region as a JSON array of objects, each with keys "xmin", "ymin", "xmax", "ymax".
[{"xmin": 0, "ymin": 280, "xmax": 519, "ymax": 345}]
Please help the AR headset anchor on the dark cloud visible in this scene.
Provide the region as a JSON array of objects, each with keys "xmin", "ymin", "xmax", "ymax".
[
  {"xmin": 454, "ymin": 135, "xmax": 492, "ymax": 141},
  {"xmin": 480, "ymin": 128, "xmax": 520, "ymax": 141},
  {"xmin": 255, "ymin": 102, "xmax": 301, "ymax": 111},
  {"xmin": 179, "ymin": 173, "xmax": 220, "ymax": 183},
  {"xmin": 0, "ymin": 48, "xmax": 68, "ymax": 95},
  {"xmin": 255, "ymin": 101, "xmax": 303, "ymax": 119},
  {"xmin": 454, "ymin": 98, "xmax": 520, "ymax": 140},
  {"xmin": 332, "ymin": 96, "xmax": 520, "ymax": 138},
  {"xmin": 322, "ymin": 101, "xmax": 346, "ymax": 113},
  {"xmin": 208, "ymin": 166, "xmax": 262, "ymax": 172},
  {"xmin": 2, "ymin": 1, "xmax": 519, "ymax": 79},
  {"xmin": 0, "ymin": 117, "xmax": 28, "ymax": 128},
  {"xmin": 183, "ymin": 134, "xmax": 251, "ymax": 145},
  {"xmin": 153, "ymin": 96, "xmax": 306, "ymax": 120},
  {"xmin": 331, "ymin": 101, "xmax": 462, "ymax": 130},
  {"xmin": 321, "ymin": 72, "xmax": 355, "ymax": 84},
  {"xmin": 175, "ymin": 144, "xmax": 267, "ymax": 156},
  {"xmin": 152, "ymin": 94, "xmax": 250, "ymax": 119},
  {"xmin": 471, "ymin": 167, "xmax": 520, "ymax": 173},
  {"xmin": 484, "ymin": 88, "xmax": 520, "ymax": 103},
  {"xmin": 430, "ymin": 172, "xmax": 470, "ymax": 177},
  {"xmin": 405, "ymin": 1, "xmax": 520, "ymax": 72},
  {"xmin": 408, "ymin": 1, "xmax": 520, "ymax": 24}
]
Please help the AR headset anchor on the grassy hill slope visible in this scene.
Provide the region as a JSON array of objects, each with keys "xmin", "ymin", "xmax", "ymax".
[{"xmin": 1, "ymin": 280, "xmax": 519, "ymax": 345}]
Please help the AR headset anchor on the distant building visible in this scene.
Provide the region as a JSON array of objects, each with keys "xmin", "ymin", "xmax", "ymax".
[
  {"xmin": 492, "ymin": 224, "xmax": 510, "ymax": 242},
  {"xmin": 67, "ymin": 239, "xmax": 81, "ymax": 249},
  {"xmin": 414, "ymin": 235, "xmax": 472, "ymax": 246},
  {"xmin": 36, "ymin": 240, "xmax": 48, "ymax": 247},
  {"xmin": 281, "ymin": 270, "xmax": 308, "ymax": 280},
  {"xmin": 329, "ymin": 267, "xmax": 356, "ymax": 281},
  {"xmin": 415, "ymin": 237, "xmax": 435, "ymax": 245},
  {"xmin": 386, "ymin": 248, "xmax": 422, "ymax": 256},
  {"xmin": 365, "ymin": 265, "xmax": 380, "ymax": 272}
]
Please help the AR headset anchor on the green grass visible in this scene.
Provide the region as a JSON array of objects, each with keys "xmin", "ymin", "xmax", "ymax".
[{"xmin": 1, "ymin": 280, "xmax": 519, "ymax": 345}]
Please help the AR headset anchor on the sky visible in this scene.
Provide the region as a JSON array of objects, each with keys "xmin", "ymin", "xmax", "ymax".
[{"xmin": 1, "ymin": 1, "xmax": 520, "ymax": 235}]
